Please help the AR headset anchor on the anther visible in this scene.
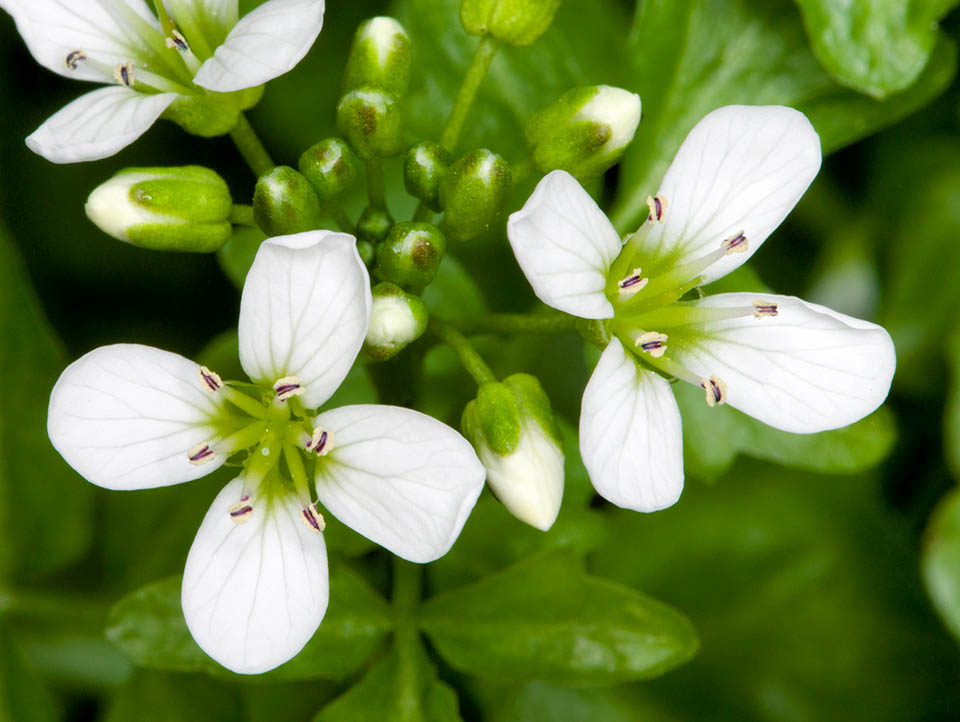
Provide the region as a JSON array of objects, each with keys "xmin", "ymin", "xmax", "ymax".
[
  {"xmin": 617, "ymin": 268, "xmax": 648, "ymax": 296},
  {"xmin": 113, "ymin": 62, "xmax": 135, "ymax": 87},
  {"xmin": 65, "ymin": 50, "xmax": 86, "ymax": 71},
  {"xmin": 635, "ymin": 331, "xmax": 668, "ymax": 358},
  {"xmin": 273, "ymin": 376, "xmax": 304, "ymax": 402},
  {"xmin": 301, "ymin": 503, "xmax": 325, "ymax": 533},
  {"xmin": 646, "ymin": 195, "xmax": 667, "ymax": 223},
  {"xmin": 165, "ymin": 29, "xmax": 189, "ymax": 53},
  {"xmin": 187, "ymin": 443, "xmax": 215, "ymax": 465},
  {"xmin": 700, "ymin": 376, "xmax": 727, "ymax": 407},
  {"xmin": 229, "ymin": 495, "xmax": 253, "ymax": 523},
  {"xmin": 199, "ymin": 366, "xmax": 223, "ymax": 392},
  {"xmin": 721, "ymin": 231, "xmax": 747, "ymax": 254},
  {"xmin": 306, "ymin": 427, "xmax": 334, "ymax": 456},
  {"xmin": 752, "ymin": 299, "xmax": 779, "ymax": 318}
]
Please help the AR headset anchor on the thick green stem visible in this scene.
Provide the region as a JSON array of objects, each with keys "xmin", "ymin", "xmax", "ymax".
[
  {"xmin": 430, "ymin": 319, "xmax": 497, "ymax": 386},
  {"xmin": 229, "ymin": 204, "xmax": 255, "ymax": 226},
  {"xmin": 366, "ymin": 157, "xmax": 388, "ymax": 211},
  {"xmin": 229, "ymin": 113, "xmax": 274, "ymax": 177},
  {"xmin": 325, "ymin": 201, "xmax": 356, "ymax": 233},
  {"xmin": 392, "ymin": 558, "xmax": 424, "ymax": 722},
  {"xmin": 457, "ymin": 312, "xmax": 579, "ymax": 335},
  {"xmin": 440, "ymin": 35, "xmax": 501, "ymax": 152},
  {"xmin": 412, "ymin": 201, "xmax": 434, "ymax": 223}
]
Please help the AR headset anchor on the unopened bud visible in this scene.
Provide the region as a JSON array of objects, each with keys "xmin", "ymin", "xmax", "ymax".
[
  {"xmin": 462, "ymin": 373, "xmax": 564, "ymax": 530},
  {"xmin": 364, "ymin": 283, "xmax": 428, "ymax": 361},
  {"xmin": 357, "ymin": 206, "xmax": 394, "ymax": 244},
  {"xmin": 253, "ymin": 166, "xmax": 322, "ymax": 236},
  {"xmin": 84, "ymin": 166, "xmax": 232, "ymax": 252},
  {"xmin": 342, "ymin": 16, "xmax": 412, "ymax": 99},
  {"xmin": 298, "ymin": 138, "xmax": 360, "ymax": 202},
  {"xmin": 438, "ymin": 149, "xmax": 512, "ymax": 242},
  {"xmin": 375, "ymin": 222, "xmax": 446, "ymax": 292},
  {"xmin": 336, "ymin": 87, "xmax": 405, "ymax": 159},
  {"xmin": 404, "ymin": 141, "xmax": 452, "ymax": 212},
  {"xmin": 526, "ymin": 85, "xmax": 641, "ymax": 179},
  {"xmin": 460, "ymin": 0, "xmax": 562, "ymax": 46}
]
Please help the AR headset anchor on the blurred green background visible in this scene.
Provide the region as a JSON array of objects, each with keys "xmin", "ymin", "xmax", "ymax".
[{"xmin": 3, "ymin": 0, "xmax": 960, "ymax": 720}]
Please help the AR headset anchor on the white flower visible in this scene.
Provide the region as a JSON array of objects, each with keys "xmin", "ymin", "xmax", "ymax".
[
  {"xmin": 507, "ymin": 105, "xmax": 896, "ymax": 513},
  {"xmin": 0, "ymin": 0, "xmax": 325, "ymax": 162},
  {"xmin": 47, "ymin": 230, "xmax": 485, "ymax": 674}
]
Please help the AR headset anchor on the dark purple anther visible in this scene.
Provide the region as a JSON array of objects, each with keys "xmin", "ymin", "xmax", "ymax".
[
  {"xmin": 619, "ymin": 275, "xmax": 644, "ymax": 289},
  {"xmin": 722, "ymin": 231, "xmax": 747, "ymax": 252},
  {"xmin": 65, "ymin": 50, "xmax": 86, "ymax": 70},
  {"xmin": 189, "ymin": 444, "xmax": 214, "ymax": 463},
  {"xmin": 302, "ymin": 507, "xmax": 321, "ymax": 532},
  {"xmin": 200, "ymin": 366, "xmax": 222, "ymax": 392},
  {"xmin": 230, "ymin": 504, "xmax": 253, "ymax": 518}
]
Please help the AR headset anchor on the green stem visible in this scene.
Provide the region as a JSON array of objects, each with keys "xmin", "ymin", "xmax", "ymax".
[
  {"xmin": 511, "ymin": 157, "xmax": 535, "ymax": 186},
  {"xmin": 457, "ymin": 312, "xmax": 579, "ymax": 335},
  {"xmin": 440, "ymin": 35, "xmax": 501, "ymax": 152},
  {"xmin": 430, "ymin": 319, "xmax": 497, "ymax": 386},
  {"xmin": 392, "ymin": 558, "xmax": 423, "ymax": 722},
  {"xmin": 229, "ymin": 113, "xmax": 274, "ymax": 177},
  {"xmin": 229, "ymin": 204, "xmax": 255, "ymax": 226},
  {"xmin": 325, "ymin": 201, "xmax": 356, "ymax": 233},
  {"xmin": 366, "ymin": 157, "xmax": 388, "ymax": 211},
  {"xmin": 412, "ymin": 201, "xmax": 434, "ymax": 223}
]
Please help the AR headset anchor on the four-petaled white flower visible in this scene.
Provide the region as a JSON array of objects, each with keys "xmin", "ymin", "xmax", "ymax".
[
  {"xmin": 0, "ymin": 0, "xmax": 325, "ymax": 162},
  {"xmin": 47, "ymin": 230, "xmax": 485, "ymax": 674},
  {"xmin": 507, "ymin": 105, "xmax": 896, "ymax": 513}
]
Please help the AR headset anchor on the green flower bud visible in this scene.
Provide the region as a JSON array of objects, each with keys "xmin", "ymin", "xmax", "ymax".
[
  {"xmin": 375, "ymin": 222, "xmax": 447, "ymax": 292},
  {"xmin": 438, "ymin": 149, "xmax": 512, "ymax": 242},
  {"xmin": 460, "ymin": 0, "xmax": 561, "ymax": 46},
  {"xmin": 253, "ymin": 166, "xmax": 322, "ymax": 236},
  {"xmin": 357, "ymin": 206, "xmax": 394, "ymax": 244},
  {"xmin": 298, "ymin": 138, "xmax": 360, "ymax": 202},
  {"xmin": 357, "ymin": 239, "xmax": 376, "ymax": 266},
  {"xmin": 526, "ymin": 85, "xmax": 641, "ymax": 179},
  {"xmin": 364, "ymin": 282, "xmax": 428, "ymax": 361},
  {"xmin": 84, "ymin": 166, "xmax": 232, "ymax": 252},
  {"xmin": 336, "ymin": 87, "xmax": 405, "ymax": 160},
  {"xmin": 342, "ymin": 17, "xmax": 412, "ymax": 99},
  {"xmin": 163, "ymin": 95, "xmax": 239, "ymax": 137},
  {"xmin": 462, "ymin": 373, "xmax": 564, "ymax": 530},
  {"xmin": 404, "ymin": 141, "xmax": 452, "ymax": 212}
]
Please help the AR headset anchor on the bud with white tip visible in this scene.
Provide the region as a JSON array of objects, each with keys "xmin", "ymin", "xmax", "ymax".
[
  {"xmin": 364, "ymin": 283, "xmax": 428, "ymax": 361},
  {"xmin": 85, "ymin": 166, "xmax": 232, "ymax": 252},
  {"xmin": 462, "ymin": 374, "xmax": 564, "ymax": 530},
  {"xmin": 525, "ymin": 85, "xmax": 641, "ymax": 180}
]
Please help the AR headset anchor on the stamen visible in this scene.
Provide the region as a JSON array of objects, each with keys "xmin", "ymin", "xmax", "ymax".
[
  {"xmin": 65, "ymin": 50, "xmax": 87, "ymax": 71},
  {"xmin": 721, "ymin": 231, "xmax": 748, "ymax": 254},
  {"xmin": 273, "ymin": 376, "xmax": 304, "ymax": 402},
  {"xmin": 228, "ymin": 495, "xmax": 253, "ymax": 523},
  {"xmin": 165, "ymin": 29, "xmax": 189, "ymax": 53},
  {"xmin": 634, "ymin": 331, "xmax": 668, "ymax": 358},
  {"xmin": 306, "ymin": 427, "xmax": 334, "ymax": 456},
  {"xmin": 646, "ymin": 195, "xmax": 667, "ymax": 223},
  {"xmin": 301, "ymin": 503, "xmax": 326, "ymax": 533},
  {"xmin": 752, "ymin": 299, "xmax": 779, "ymax": 318},
  {"xmin": 187, "ymin": 443, "xmax": 215, "ymax": 465},
  {"xmin": 113, "ymin": 62, "xmax": 135, "ymax": 87},
  {"xmin": 700, "ymin": 376, "xmax": 727, "ymax": 407},
  {"xmin": 199, "ymin": 366, "xmax": 223, "ymax": 392},
  {"xmin": 617, "ymin": 268, "xmax": 649, "ymax": 296}
]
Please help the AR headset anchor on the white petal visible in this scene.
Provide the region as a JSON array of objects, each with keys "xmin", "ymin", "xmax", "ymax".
[
  {"xmin": 238, "ymin": 231, "xmax": 371, "ymax": 409},
  {"xmin": 671, "ymin": 293, "xmax": 896, "ymax": 433},
  {"xmin": 0, "ymin": 0, "xmax": 160, "ymax": 82},
  {"xmin": 47, "ymin": 344, "xmax": 228, "ymax": 490},
  {"xmin": 313, "ymin": 405, "xmax": 485, "ymax": 563},
  {"xmin": 638, "ymin": 105, "xmax": 821, "ymax": 284},
  {"xmin": 182, "ymin": 477, "xmax": 329, "ymax": 675},
  {"xmin": 579, "ymin": 339, "xmax": 684, "ymax": 512},
  {"xmin": 193, "ymin": 0, "xmax": 325, "ymax": 92},
  {"xmin": 507, "ymin": 170, "xmax": 620, "ymax": 320},
  {"xmin": 26, "ymin": 87, "xmax": 177, "ymax": 163}
]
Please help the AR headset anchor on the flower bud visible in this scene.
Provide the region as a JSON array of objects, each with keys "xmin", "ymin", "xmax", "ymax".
[
  {"xmin": 357, "ymin": 206, "xmax": 394, "ymax": 244},
  {"xmin": 460, "ymin": 0, "xmax": 561, "ymax": 46},
  {"xmin": 84, "ymin": 166, "xmax": 232, "ymax": 252},
  {"xmin": 342, "ymin": 17, "xmax": 412, "ymax": 99},
  {"xmin": 375, "ymin": 222, "xmax": 446, "ymax": 292},
  {"xmin": 253, "ymin": 166, "xmax": 322, "ymax": 236},
  {"xmin": 298, "ymin": 138, "xmax": 360, "ymax": 202},
  {"xmin": 438, "ymin": 149, "xmax": 512, "ymax": 242},
  {"xmin": 525, "ymin": 85, "xmax": 641, "ymax": 179},
  {"xmin": 364, "ymin": 282, "xmax": 428, "ymax": 361},
  {"xmin": 462, "ymin": 373, "xmax": 564, "ymax": 530},
  {"xmin": 404, "ymin": 141, "xmax": 452, "ymax": 212},
  {"xmin": 336, "ymin": 87, "xmax": 405, "ymax": 159}
]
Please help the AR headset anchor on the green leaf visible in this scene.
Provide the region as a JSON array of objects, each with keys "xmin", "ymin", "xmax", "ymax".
[
  {"xmin": 675, "ymin": 382, "xmax": 897, "ymax": 479},
  {"xmin": 314, "ymin": 638, "xmax": 462, "ymax": 722},
  {"xmin": 420, "ymin": 550, "xmax": 699, "ymax": 684},
  {"xmin": 0, "ymin": 224, "xmax": 93, "ymax": 580},
  {"xmin": 0, "ymin": 622, "xmax": 59, "ymax": 722},
  {"xmin": 610, "ymin": 0, "xmax": 956, "ymax": 232},
  {"xmin": 792, "ymin": 0, "xmax": 957, "ymax": 98},
  {"xmin": 106, "ymin": 565, "xmax": 392, "ymax": 681},
  {"xmin": 922, "ymin": 486, "xmax": 960, "ymax": 642},
  {"xmin": 103, "ymin": 670, "xmax": 242, "ymax": 722}
]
